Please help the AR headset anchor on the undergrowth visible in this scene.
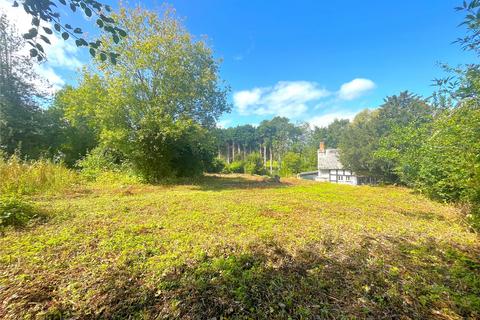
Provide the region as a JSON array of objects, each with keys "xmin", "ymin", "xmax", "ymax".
[{"xmin": 0, "ymin": 155, "xmax": 79, "ymax": 195}]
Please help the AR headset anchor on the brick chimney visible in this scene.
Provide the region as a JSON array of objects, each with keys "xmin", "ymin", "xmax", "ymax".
[{"xmin": 319, "ymin": 141, "xmax": 325, "ymax": 154}]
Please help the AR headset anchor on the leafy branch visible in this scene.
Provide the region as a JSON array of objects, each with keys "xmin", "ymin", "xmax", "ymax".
[{"xmin": 12, "ymin": 0, "xmax": 127, "ymax": 64}]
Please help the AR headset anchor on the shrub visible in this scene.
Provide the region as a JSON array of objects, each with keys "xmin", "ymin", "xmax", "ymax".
[
  {"xmin": 0, "ymin": 155, "xmax": 79, "ymax": 195},
  {"xmin": 77, "ymin": 147, "xmax": 128, "ymax": 180},
  {"xmin": 206, "ymin": 157, "xmax": 226, "ymax": 173},
  {"xmin": 280, "ymin": 152, "xmax": 302, "ymax": 177},
  {"xmin": 244, "ymin": 153, "xmax": 265, "ymax": 175},
  {"xmin": 0, "ymin": 195, "xmax": 37, "ymax": 228},
  {"xmin": 226, "ymin": 160, "xmax": 245, "ymax": 174},
  {"xmin": 416, "ymin": 103, "xmax": 480, "ymax": 207}
]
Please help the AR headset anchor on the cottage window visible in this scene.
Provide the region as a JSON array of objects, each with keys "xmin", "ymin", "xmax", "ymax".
[
  {"xmin": 345, "ymin": 176, "xmax": 351, "ymax": 181},
  {"xmin": 338, "ymin": 175, "xmax": 344, "ymax": 181}
]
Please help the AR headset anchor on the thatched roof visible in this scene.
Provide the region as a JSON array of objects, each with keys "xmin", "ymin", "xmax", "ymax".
[{"xmin": 318, "ymin": 149, "xmax": 344, "ymax": 170}]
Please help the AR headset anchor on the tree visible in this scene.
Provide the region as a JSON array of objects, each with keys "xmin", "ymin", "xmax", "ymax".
[
  {"xmin": 0, "ymin": 14, "xmax": 47, "ymax": 158},
  {"xmin": 244, "ymin": 152, "xmax": 264, "ymax": 175},
  {"xmin": 45, "ymin": 75, "xmax": 106, "ymax": 166},
  {"xmin": 64, "ymin": 6, "xmax": 229, "ymax": 181},
  {"xmin": 280, "ymin": 151, "xmax": 302, "ymax": 176},
  {"xmin": 339, "ymin": 92, "xmax": 435, "ymax": 183},
  {"xmin": 311, "ymin": 119, "xmax": 350, "ymax": 149},
  {"xmin": 11, "ymin": 0, "xmax": 126, "ymax": 63},
  {"xmin": 339, "ymin": 110, "xmax": 383, "ymax": 178},
  {"xmin": 416, "ymin": 102, "xmax": 480, "ymax": 213}
]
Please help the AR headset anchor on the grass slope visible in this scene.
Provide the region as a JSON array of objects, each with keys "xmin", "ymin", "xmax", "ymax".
[{"xmin": 1, "ymin": 175, "xmax": 479, "ymax": 319}]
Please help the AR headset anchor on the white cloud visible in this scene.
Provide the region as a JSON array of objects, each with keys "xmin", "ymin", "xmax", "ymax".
[
  {"xmin": 0, "ymin": 0, "xmax": 82, "ymax": 93},
  {"xmin": 217, "ymin": 119, "xmax": 232, "ymax": 128},
  {"xmin": 338, "ymin": 78, "xmax": 376, "ymax": 100},
  {"xmin": 34, "ymin": 65, "xmax": 65, "ymax": 93},
  {"xmin": 308, "ymin": 111, "xmax": 357, "ymax": 128},
  {"xmin": 233, "ymin": 81, "xmax": 330, "ymax": 118}
]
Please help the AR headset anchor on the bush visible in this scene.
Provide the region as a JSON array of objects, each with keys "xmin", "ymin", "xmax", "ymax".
[
  {"xmin": 77, "ymin": 147, "xmax": 130, "ymax": 180},
  {"xmin": 127, "ymin": 121, "xmax": 216, "ymax": 182},
  {"xmin": 205, "ymin": 157, "xmax": 226, "ymax": 173},
  {"xmin": 0, "ymin": 195, "xmax": 37, "ymax": 228},
  {"xmin": 0, "ymin": 155, "xmax": 79, "ymax": 195},
  {"xmin": 225, "ymin": 160, "xmax": 245, "ymax": 174},
  {"xmin": 280, "ymin": 152, "xmax": 302, "ymax": 177},
  {"xmin": 416, "ymin": 103, "xmax": 480, "ymax": 206},
  {"xmin": 244, "ymin": 153, "xmax": 265, "ymax": 175}
]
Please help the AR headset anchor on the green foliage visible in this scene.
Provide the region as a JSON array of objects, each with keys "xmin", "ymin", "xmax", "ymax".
[
  {"xmin": 244, "ymin": 152, "xmax": 265, "ymax": 175},
  {"xmin": 416, "ymin": 102, "xmax": 480, "ymax": 207},
  {"xmin": 205, "ymin": 157, "xmax": 226, "ymax": 173},
  {"xmin": 0, "ymin": 155, "xmax": 79, "ymax": 195},
  {"xmin": 55, "ymin": 7, "xmax": 229, "ymax": 182},
  {"xmin": 0, "ymin": 195, "xmax": 36, "ymax": 228},
  {"xmin": 280, "ymin": 152, "xmax": 302, "ymax": 177},
  {"xmin": 16, "ymin": 0, "xmax": 124, "ymax": 63},
  {"xmin": 0, "ymin": 175, "xmax": 478, "ymax": 318},
  {"xmin": 0, "ymin": 14, "xmax": 49, "ymax": 159},
  {"xmin": 76, "ymin": 146, "xmax": 131, "ymax": 181},
  {"xmin": 311, "ymin": 119, "xmax": 350, "ymax": 148},
  {"xmin": 340, "ymin": 92, "xmax": 435, "ymax": 183},
  {"xmin": 225, "ymin": 160, "xmax": 245, "ymax": 174}
]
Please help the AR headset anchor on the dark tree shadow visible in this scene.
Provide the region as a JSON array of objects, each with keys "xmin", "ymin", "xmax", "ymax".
[{"xmin": 154, "ymin": 174, "xmax": 293, "ymax": 191}]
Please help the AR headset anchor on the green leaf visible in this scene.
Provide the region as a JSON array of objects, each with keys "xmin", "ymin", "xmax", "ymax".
[
  {"xmin": 54, "ymin": 23, "xmax": 61, "ymax": 32},
  {"xmin": 40, "ymin": 35, "xmax": 51, "ymax": 44},
  {"xmin": 89, "ymin": 48, "xmax": 96, "ymax": 57},
  {"xmin": 96, "ymin": 19, "xmax": 104, "ymax": 28},
  {"xmin": 35, "ymin": 43, "xmax": 44, "ymax": 53},
  {"xmin": 100, "ymin": 52, "xmax": 107, "ymax": 62},
  {"xmin": 13, "ymin": 1, "xmax": 18, "ymax": 7},
  {"xmin": 59, "ymin": 0, "xmax": 66, "ymax": 4},
  {"xmin": 113, "ymin": 34, "xmax": 119, "ymax": 44},
  {"xmin": 23, "ymin": 28, "xmax": 37, "ymax": 40},
  {"xmin": 75, "ymin": 39, "xmax": 88, "ymax": 47},
  {"xmin": 62, "ymin": 32, "xmax": 69, "ymax": 40},
  {"xmin": 70, "ymin": 3, "xmax": 76, "ymax": 12},
  {"xmin": 117, "ymin": 28, "xmax": 127, "ymax": 37},
  {"xmin": 32, "ymin": 17, "xmax": 39, "ymax": 27},
  {"xmin": 84, "ymin": 7, "xmax": 92, "ymax": 17},
  {"xmin": 73, "ymin": 28, "xmax": 82, "ymax": 34},
  {"xmin": 43, "ymin": 27, "xmax": 53, "ymax": 34},
  {"xmin": 29, "ymin": 48, "xmax": 38, "ymax": 57}
]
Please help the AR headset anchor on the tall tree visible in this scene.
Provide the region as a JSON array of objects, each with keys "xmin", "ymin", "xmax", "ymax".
[
  {"xmin": 0, "ymin": 13, "xmax": 46, "ymax": 158},
  {"xmin": 65, "ymin": 6, "xmax": 229, "ymax": 180}
]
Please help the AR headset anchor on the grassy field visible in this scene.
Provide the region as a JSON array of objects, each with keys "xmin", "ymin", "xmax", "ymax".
[{"xmin": 0, "ymin": 174, "xmax": 479, "ymax": 319}]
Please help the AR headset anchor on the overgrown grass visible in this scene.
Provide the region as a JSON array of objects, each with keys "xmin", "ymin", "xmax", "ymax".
[
  {"xmin": 0, "ymin": 174, "xmax": 479, "ymax": 319},
  {"xmin": 0, "ymin": 156, "xmax": 79, "ymax": 195},
  {"xmin": 0, "ymin": 196, "xmax": 39, "ymax": 229}
]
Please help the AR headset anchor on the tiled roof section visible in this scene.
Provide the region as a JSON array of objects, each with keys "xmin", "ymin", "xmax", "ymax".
[{"xmin": 318, "ymin": 149, "xmax": 344, "ymax": 170}]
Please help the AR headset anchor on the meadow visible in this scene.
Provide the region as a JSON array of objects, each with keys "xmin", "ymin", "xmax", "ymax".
[{"xmin": 0, "ymin": 169, "xmax": 479, "ymax": 319}]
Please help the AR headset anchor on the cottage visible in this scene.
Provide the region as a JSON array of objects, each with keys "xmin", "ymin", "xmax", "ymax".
[{"xmin": 316, "ymin": 141, "xmax": 358, "ymax": 185}]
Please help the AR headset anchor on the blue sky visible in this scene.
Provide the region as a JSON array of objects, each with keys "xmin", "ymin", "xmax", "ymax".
[{"xmin": 1, "ymin": 0, "xmax": 476, "ymax": 127}]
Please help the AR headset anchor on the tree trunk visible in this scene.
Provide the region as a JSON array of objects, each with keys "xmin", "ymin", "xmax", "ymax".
[
  {"xmin": 263, "ymin": 145, "xmax": 267, "ymax": 168},
  {"xmin": 269, "ymin": 146, "xmax": 273, "ymax": 175},
  {"xmin": 232, "ymin": 141, "xmax": 235, "ymax": 162},
  {"xmin": 226, "ymin": 143, "xmax": 230, "ymax": 164}
]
